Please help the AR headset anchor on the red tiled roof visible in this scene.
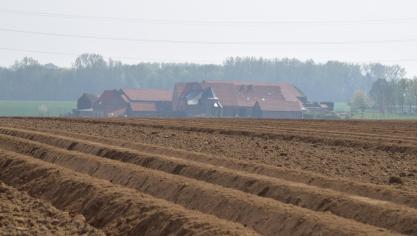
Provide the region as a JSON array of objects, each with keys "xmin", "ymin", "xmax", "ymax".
[
  {"xmin": 129, "ymin": 102, "xmax": 157, "ymax": 112},
  {"xmin": 97, "ymin": 90, "xmax": 118, "ymax": 102},
  {"xmin": 257, "ymin": 100, "xmax": 302, "ymax": 112},
  {"xmin": 235, "ymin": 84, "xmax": 285, "ymax": 107},
  {"xmin": 277, "ymin": 83, "xmax": 304, "ymax": 102},
  {"xmin": 121, "ymin": 88, "xmax": 172, "ymax": 102},
  {"xmin": 172, "ymin": 82, "xmax": 203, "ymax": 110},
  {"xmin": 94, "ymin": 90, "xmax": 128, "ymax": 114},
  {"xmin": 204, "ymin": 80, "xmax": 304, "ymax": 100},
  {"xmin": 206, "ymin": 81, "xmax": 304, "ymax": 112},
  {"xmin": 173, "ymin": 80, "xmax": 305, "ymax": 112},
  {"xmin": 202, "ymin": 82, "xmax": 237, "ymax": 107}
]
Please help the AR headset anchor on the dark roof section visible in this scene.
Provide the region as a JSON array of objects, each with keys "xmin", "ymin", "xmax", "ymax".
[
  {"xmin": 77, "ymin": 93, "xmax": 99, "ymax": 110},
  {"xmin": 79, "ymin": 93, "xmax": 98, "ymax": 102},
  {"xmin": 120, "ymin": 88, "xmax": 172, "ymax": 102},
  {"xmin": 201, "ymin": 87, "xmax": 218, "ymax": 100}
]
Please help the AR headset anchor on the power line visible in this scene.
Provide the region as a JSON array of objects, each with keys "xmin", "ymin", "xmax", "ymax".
[
  {"xmin": 1, "ymin": 8, "xmax": 417, "ymax": 25},
  {"xmin": 2, "ymin": 27, "xmax": 417, "ymax": 45}
]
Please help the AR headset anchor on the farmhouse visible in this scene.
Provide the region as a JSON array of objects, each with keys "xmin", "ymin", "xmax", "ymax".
[
  {"xmin": 173, "ymin": 80, "xmax": 306, "ymax": 119},
  {"xmin": 93, "ymin": 88, "xmax": 172, "ymax": 117}
]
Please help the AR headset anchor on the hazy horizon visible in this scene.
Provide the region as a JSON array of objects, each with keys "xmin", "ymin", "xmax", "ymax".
[{"xmin": 1, "ymin": 0, "xmax": 417, "ymax": 76}]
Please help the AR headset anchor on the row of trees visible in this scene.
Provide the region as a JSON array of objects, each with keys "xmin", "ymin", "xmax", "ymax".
[
  {"xmin": 0, "ymin": 54, "xmax": 408, "ymax": 102},
  {"xmin": 370, "ymin": 78, "xmax": 417, "ymax": 113},
  {"xmin": 351, "ymin": 78, "xmax": 417, "ymax": 114}
]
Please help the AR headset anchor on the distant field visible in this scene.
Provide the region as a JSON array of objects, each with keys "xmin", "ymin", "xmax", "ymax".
[
  {"xmin": 0, "ymin": 101, "xmax": 75, "ymax": 117},
  {"xmin": 333, "ymin": 102, "xmax": 351, "ymax": 113},
  {"xmin": 352, "ymin": 112, "xmax": 417, "ymax": 120},
  {"xmin": 2, "ymin": 100, "xmax": 417, "ymax": 120},
  {"xmin": 334, "ymin": 102, "xmax": 417, "ymax": 120}
]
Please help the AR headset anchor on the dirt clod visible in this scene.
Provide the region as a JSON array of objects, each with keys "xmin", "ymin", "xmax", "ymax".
[{"xmin": 388, "ymin": 176, "xmax": 403, "ymax": 185}]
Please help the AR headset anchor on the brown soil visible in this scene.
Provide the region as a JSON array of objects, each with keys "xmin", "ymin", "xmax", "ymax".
[
  {"xmin": 0, "ymin": 117, "xmax": 416, "ymax": 235},
  {"xmin": 4, "ymin": 117, "xmax": 416, "ymax": 189},
  {"xmin": 0, "ymin": 181, "xmax": 104, "ymax": 236},
  {"xmin": 0, "ymin": 150, "xmax": 257, "ymax": 236}
]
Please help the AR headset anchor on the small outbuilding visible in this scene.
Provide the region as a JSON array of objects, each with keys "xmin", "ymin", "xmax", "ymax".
[
  {"xmin": 77, "ymin": 93, "xmax": 98, "ymax": 110},
  {"xmin": 73, "ymin": 93, "xmax": 98, "ymax": 117},
  {"xmin": 92, "ymin": 88, "xmax": 173, "ymax": 117}
]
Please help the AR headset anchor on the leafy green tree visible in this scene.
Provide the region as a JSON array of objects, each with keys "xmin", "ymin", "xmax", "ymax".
[{"xmin": 351, "ymin": 90, "xmax": 369, "ymax": 114}]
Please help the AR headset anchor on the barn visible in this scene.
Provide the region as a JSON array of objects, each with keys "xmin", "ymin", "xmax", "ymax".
[
  {"xmin": 93, "ymin": 89, "xmax": 172, "ymax": 117},
  {"xmin": 93, "ymin": 90, "xmax": 128, "ymax": 117},
  {"xmin": 121, "ymin": 89, "xmax": 172, "ymax": 117},
  {"xmin": 173, "ymin": 80, "xmax": 305, "ymax": 119}
]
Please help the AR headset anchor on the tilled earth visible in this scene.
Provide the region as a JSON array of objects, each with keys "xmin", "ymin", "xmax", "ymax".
[
  {"xmin": 0, "ymin": 181, "xmax": 104, "ymax": 236},
  {"xmin": 0, "ymin": 117, "xmax": 416, "ymax": 235}
]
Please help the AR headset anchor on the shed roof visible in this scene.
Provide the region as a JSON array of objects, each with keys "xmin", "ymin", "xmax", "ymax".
[
  {"xmin": 121, "ymin": 88, "xmax": 172, "ymax": 102},
  {"xmin": 129, "ymin": 102, "xmax": 157, "ymax": 112},
  {"xmin": 256, "ymin": 100, "xmax": 302, "ymax": 112}
]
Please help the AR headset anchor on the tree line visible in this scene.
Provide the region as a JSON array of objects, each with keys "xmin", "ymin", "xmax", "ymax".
[
  {"xmin": 0, "ymin": 54, "xmax": 410, "ymax": 102},
  {"xmin": 349, "ymin": 77, "xmax": 417, "ymax": 115}
]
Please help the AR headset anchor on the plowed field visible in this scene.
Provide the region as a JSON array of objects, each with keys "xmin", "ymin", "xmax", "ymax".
[{"xmin": 0, "ymin": 117, "xmax": 416, "ymax": 236}]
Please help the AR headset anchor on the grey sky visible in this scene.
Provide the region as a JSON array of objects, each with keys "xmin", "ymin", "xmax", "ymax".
[{"xmin": 1, "ymin": 0, "xmax": 417, "ymax": 76}]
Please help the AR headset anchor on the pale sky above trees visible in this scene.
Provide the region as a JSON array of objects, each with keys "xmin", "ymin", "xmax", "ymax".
[{"xmin": 1, "ymin": 0, "xmax": 417, "ymax": 75}]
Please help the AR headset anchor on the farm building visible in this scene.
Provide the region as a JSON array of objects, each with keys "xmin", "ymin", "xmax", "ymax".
[
  {"xmin": 172, "ymin": 80, "xmax": 306, "ymax": 119},
  {"xmin": 77, "ymin": 93, "xmax": 98, "ymax": 110},
  {"xmin": 72, "ymin": 93, "xmax": 98, "ymax": 117},
  {"xmin": 93, "ymin": 90, "xmax": 128, "ymax": 117},
  {"xmin": 122, "ymin": 89, "xmax": 172, "ymax": 117},
  {"xmin": 93, "ymin": 88, "xmax": 172, "ymax": 117}
]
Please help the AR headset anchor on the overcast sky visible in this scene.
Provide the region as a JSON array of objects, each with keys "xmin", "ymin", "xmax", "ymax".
[{"xmin": 1, "ymin": 0, "xmax": 417, "ymax": 76}]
